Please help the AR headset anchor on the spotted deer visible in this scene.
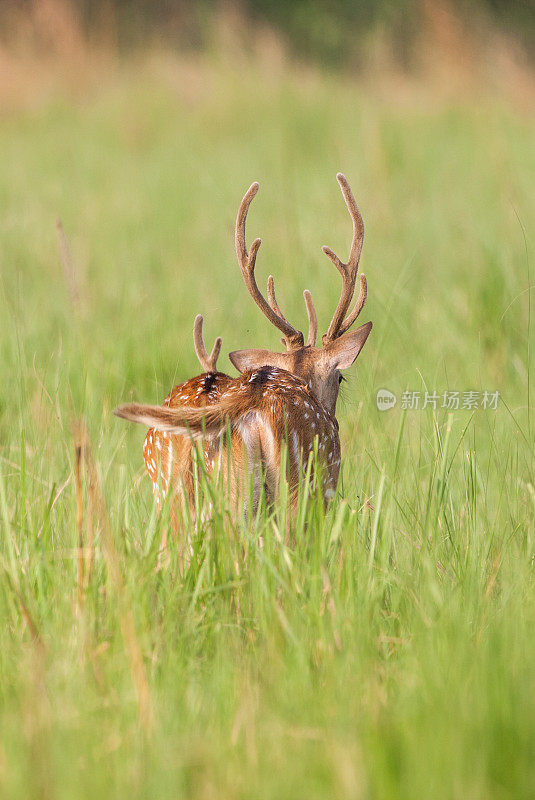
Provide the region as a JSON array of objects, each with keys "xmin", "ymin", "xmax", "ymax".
[
  {"xmin": 115, "ymin": 173, "xmax": 372, "ymax": 514},
  {"xmin": 142, "ymin": 314, "xmax": 232, "ymax": 514}
]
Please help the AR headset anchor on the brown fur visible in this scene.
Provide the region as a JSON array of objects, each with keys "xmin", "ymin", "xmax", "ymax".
[
  {"xmin": 115, "ymin": 365, "xmax": 341, "ymax": 512},
  {"xmin": 137, "ymin": 372, "xmax": 234, "ymax": 513}
]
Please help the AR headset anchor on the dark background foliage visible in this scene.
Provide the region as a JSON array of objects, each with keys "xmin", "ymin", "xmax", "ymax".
[{"xmin": 3, "ymin": 0, "xmax": 534, "ymax": 68}]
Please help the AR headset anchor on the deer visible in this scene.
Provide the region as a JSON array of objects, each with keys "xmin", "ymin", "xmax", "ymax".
[
  {"xmin": 135, "ymin": 315, "xmax": 232, "ymax": 563},
  {"xmin": 142, "ymin": 314, "xmax": 232, "ymax": 518},
  {"xmin": 115, "ymin": 173, "xmax": 372, "ymax": 517}
]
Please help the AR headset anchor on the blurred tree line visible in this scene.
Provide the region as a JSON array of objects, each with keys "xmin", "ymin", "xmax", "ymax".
[{"xmin": 2, "ymin": 0, "xmax": 535, "ymax": 68}]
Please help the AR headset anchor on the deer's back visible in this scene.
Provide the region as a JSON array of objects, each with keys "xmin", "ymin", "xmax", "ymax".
[
  {"xmin": 144, "ymin": 372, "xmax": 233, "ymax": 505},
  {"xmin": 228, "ymin": 366, "xmax": 341, "ymax": 505}
]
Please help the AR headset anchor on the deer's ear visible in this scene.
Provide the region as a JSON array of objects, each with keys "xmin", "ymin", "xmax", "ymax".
[
  {"xmin": 325, "ymin": 321, "xmax": 372, "ymax": 370},
  {"xmin": 229, "ymin": 349, "xmax": 282, "ymax": 373}
]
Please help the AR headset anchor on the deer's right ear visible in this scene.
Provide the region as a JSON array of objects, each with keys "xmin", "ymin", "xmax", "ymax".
[
  {"xmin": 229, "ymin": 349, "xmax": 277, "ymax": 373},
  {"xmin": 325, "ymin": 321, "xmax": 373, "ymax": 370}
]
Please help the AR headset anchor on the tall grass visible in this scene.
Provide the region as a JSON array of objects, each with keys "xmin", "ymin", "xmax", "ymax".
[{"xmin": 0, "ymin": 57, "xmax": 534, "ymax": 798}]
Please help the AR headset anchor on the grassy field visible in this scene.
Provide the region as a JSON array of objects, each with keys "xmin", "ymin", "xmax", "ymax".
[{"xmin": 0, "ymin": 56, "xmax": 534, "ymax": 798}]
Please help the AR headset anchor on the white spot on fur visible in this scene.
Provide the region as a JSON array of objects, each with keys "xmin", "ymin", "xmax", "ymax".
[{"xmin": 292, "ymin": 430, "xmax": 299, "ymax": 471}]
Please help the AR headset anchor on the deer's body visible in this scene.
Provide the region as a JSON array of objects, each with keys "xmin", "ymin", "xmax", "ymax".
[
  {"xmin": 144, "ymin": 370, "xmax": 233, "ymax": 510},
  {"xmin": 139, "ymin": 365, "xmax": 341, "ymax": 512},
  {"xmin": 116, "ymin": 173, "xmax": 372, "ymax": 525}
]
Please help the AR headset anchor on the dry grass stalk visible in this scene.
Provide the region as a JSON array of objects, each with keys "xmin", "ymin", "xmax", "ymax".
[
  {"xmin": 74, "ymin": 417, "xmax": 153, "ymax": 733},
  {"xmin": 1, "ymin": 565, "xmax": 44, "ymax": 653},
  {"xmin": 15, "ymin": 583, "xmax": 43, "ymax": 651},
  {"xmin": 71, "ymin": 419, "xmax": 95, "ymax": 589},
  {"xmin": 85, "ymin": 466, "xmax": 95, "ymax": 588},
  {"xmin": 72, "ymin": 422, "xmax": 85, "ymax": 610},
  {"xmin": 56, "ymin": 218, "xmax": 81, "ymax": 309}
]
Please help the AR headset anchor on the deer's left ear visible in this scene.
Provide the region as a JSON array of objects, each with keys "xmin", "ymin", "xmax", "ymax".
[{"xmin": 325, "ymin": 321, "xmax": 372, "ymax": 370}]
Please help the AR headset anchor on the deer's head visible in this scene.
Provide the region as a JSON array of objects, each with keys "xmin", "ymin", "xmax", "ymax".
[{"xmin": 229, "ymin": 173, "xmax": 372, "ymax": 417}]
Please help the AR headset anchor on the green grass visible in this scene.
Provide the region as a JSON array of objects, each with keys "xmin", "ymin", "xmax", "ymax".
[{"xmin": 0, "ymin": 57, "xmax": 534, "ymax": 798}]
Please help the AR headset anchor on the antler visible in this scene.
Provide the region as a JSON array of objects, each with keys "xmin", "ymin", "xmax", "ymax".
[
  {"xmin": 303, "ymin": 289, "xmax": 318, "ymax": 347},
  {"xmin": 266, "ymin": 275, "xmax": 318, "ymax": 348},
  {"xmin": 235, "ymin": 183, "xmax": 305, "ymax": 350},
  {"xmin": 322, "ymin": 173, "xmax": 366, "ymax": 344},
  {"xmin": 193, "ymin": 314, "xmax": 222, "ymax": 372}
]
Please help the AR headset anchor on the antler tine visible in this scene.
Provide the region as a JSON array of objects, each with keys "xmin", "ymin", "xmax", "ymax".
[
  {"xmin": 267, "ymin": 275, "xmax": 286, "ymax": 321},
  {"xmin": 303, "ymin": 290, "xmax": 318, "ymax": 347},
  {"xmin": 267, "ymin": 275, "xmax": 292, "ymax": 350},
  {"xmin": 193, "ymin": 314, "xmax": 222, "ymax": 373},
  {"xmin": 338, "ymin": 273, "xmax": 367, "ymax": 337},
  {"xmin": 268, "ymin": 275, "xmax": 318, "ymax": 349},
  {"xmin": 235, "ymin": 182, "xmax": 304, "ymax": 349},
  {"xmin": 323, "ymin": 173, "xmax": 365, "ymax": 343}
]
